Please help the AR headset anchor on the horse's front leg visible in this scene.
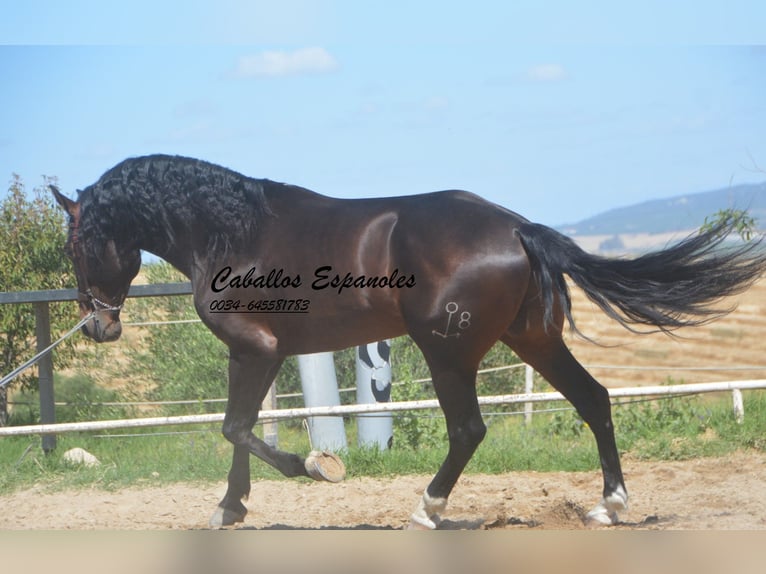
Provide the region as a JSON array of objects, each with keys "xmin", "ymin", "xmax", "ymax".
[{"xmin": 209, "ymin": 351, "xmax": 345, "ymax": 528}]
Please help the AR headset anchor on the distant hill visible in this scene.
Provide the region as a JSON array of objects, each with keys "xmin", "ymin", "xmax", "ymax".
[{"xmin": 559, "ymin": 181, "xmax": 766, "ymax": 237}]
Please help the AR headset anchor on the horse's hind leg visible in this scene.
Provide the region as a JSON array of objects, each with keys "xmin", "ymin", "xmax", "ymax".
[
  {"xmin": 502, "ymin": 332, "xmax": 628, "ymax": 525},
  {"xmin": 210, "ymin": 351, "xmax": 344, "ymax": 528}
]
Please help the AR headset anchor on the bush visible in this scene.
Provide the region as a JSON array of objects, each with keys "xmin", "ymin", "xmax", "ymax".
[
  {"xmin": 612, "ymin": 379, "xmax": 709, "ymax": 444},
  {"xmin": 10, "ymin": 373, "xmax": 133, "ymax": 425},
  {"xmin": 128, "ymin": 263, "xmax": 229, "ymax": 415},
  {"xmin": 0, "ymin": 175, "xmax": 78, "ymax": 424}
]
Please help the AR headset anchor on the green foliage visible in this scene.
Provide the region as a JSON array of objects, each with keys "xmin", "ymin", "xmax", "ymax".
[
  {"xmin": 10, "ymin": 373, "xmax": 133, "ymax": 425},
  {"xmin": 534, "ymin": 378, "xmax": 732, "ymax": 461},
  {"xmin": 129, "ymin": 263, "xmax": 229, "ymax": 414},
  {"xmin": 129, "ymin": 262, "xmax": 368, "ymax": 418},
  {"xmin": 0, "ymin": 175, "xmax": 78, "ymax": 424},
  {"xmin": 614, "ymin": 394, "xmax": 705, "ymax": 441},
  {"xmin": 388, "ymin": 336, "xmax": 443, "ymax": 450},
  {"xmin": 391, "ymin": 377, "xmax": 445, "ymax": 450},
  {"xmin": 609, "ymin": 380, "xmax": 745, "ymax": 461},
  {"xmin": 139, "ymin": 320, "xmax": 228, "ymax": 413},
  {"xmin": 709, "ymin": 391, "xmax": 766, "ymax": 452},
  {"xmin": 387, "ymin": 338, "xmax": 524, "ymax": 450},
  {"xmin": 546, "ymin": 407, "xmax": 587, "ymax": 439},
  {"xmin": 700, "ymin": 208, "xmax": 758, "ymax": 241},
  {"xmin": 476, "ymin": 343, "xmax": 526, "ymax": 402}
]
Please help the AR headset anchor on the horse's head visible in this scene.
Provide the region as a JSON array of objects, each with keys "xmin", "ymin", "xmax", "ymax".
[{"xmin": 51, "ymin": 185, "xmax": 141, "ymax": 343}]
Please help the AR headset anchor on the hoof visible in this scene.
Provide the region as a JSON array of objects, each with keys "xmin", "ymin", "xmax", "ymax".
[
  {"xmin": 584, "ymin": 507, "xmax": 619, "ymax": 527},
  {"xmin": 305, "ymin": 450, "xmax": 346, "ymax": 482},
  {"xmin": 585, "ymin": 487, "xmax": 628, "ymax": 527},
  {"xmin": 407, "ymin": 490, "xmax": 447, "ymax": 530},
  {"xmin": 209, "ymin": 505, "xmax": 247, "ymax": 529},
  {"xmin": 406, "ymin": 515, "xmax": 441, "ymax": 530}
]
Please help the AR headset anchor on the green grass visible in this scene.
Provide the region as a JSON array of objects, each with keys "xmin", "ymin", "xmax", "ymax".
[
  {"xmin": 0, "ymin": 424, "xmax": 308, "ymax": 494},
  {"xmin": 2, "ymin": 390, "xmax": 765, "ymax": 496}
]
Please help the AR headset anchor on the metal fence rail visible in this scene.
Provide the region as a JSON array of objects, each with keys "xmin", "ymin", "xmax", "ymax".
[
  {"xmin": 0, "ymin": 283, "xmax": 192, "ymax": 450},
  {"xmin": 2, "ymin": 379, "xmax": 764, "ymax": 437},
  {"xmin": 0, "ymin": 282, "xmax": 192, "ymax": 304}
]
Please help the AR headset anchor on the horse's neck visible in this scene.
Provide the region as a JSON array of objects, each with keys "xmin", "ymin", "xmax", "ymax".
[
  {"xmin": 119, "ymin": 184, "xmax": 196, "ymax": 278},
  {"xmin": 138, "ymin": 229, "xmax": 195, "ymax": 279},
  {"xmin": 126, "ymin": 169, "xmax": 279, "ymax": 280}
]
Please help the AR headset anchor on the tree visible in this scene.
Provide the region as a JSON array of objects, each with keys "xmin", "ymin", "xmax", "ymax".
[
  {"xmin": 700, "ymin": 208, "xmax": 758, "ymax": 242},
  {"xmin": 0, "ymin": 174, "xmax": 78, "ymax": 425}
]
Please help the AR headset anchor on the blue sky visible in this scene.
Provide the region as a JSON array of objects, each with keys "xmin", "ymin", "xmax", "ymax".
[{"xmin": 1, "ymin": 1, "xmax": 765, "ymax": 226}]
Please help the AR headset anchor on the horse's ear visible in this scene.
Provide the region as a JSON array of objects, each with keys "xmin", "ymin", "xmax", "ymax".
[{"xmin": 50, "ymin": 185, "xmax": 78, "ymax": 217}]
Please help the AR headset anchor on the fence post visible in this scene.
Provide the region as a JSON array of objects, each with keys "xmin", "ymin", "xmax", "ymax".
[
  {"xmin": 524, "ymin": 364, "xmax": 534, "ymax": 425},
  {"xmin": 732, "ymin": 388, "xmax": 745, "ymax": 424},
  {"xmin": 355, "ymin": 340, "xmax": 393, "ymax": 449},
  {"xmin": 261, "ymin": 383, "xmax": 278, "ymax": 447},
  {"xmin": 34, "ymin": 301, "xmax": 56, "ymax": 453},
  {"xmin": 297, "ymin": 352, "xmax": 347, "ymax": 451}
]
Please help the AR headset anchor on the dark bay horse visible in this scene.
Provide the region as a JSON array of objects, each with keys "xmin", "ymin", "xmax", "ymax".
[{"xmin": 51, "ymin": 155, "xmax": 766, "ymax": 529}]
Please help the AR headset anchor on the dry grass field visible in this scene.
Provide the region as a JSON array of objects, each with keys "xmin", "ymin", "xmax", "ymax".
[{"xmin": 563, "ymin": 277, "xmax": 766, "ymax": 388}]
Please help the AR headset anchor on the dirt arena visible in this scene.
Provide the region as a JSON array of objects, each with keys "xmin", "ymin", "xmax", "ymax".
[{"xmin": 2, "ymin": 450, "xmax": 765, "ymax": 530}]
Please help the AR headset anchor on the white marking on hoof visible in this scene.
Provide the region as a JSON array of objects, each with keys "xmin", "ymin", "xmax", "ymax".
[
  {"xmin": 585, "ymin": 486, "xmax": 628, "ymax": 526},
  {"xmin": 604, "ymin": 486, "xmax": 629, "ymax": 513},
  {"xmin": 209, "ymin": 507, "xmax": 225, "ymax": 529},
  {"xmin": 305, "ymin": 450, "xmax": 346, "ymax": 482},
  {"xmin": 208, "ymin": 506, "xmax": 246, "ymax": 529},
  {"xmin": 585, "ymin": 506, "xmax": 619, "ymax": 526},
  {"xmin": 407, "ymin": 515, "xmax": 440, "ymax": 530},
  {"xmin": 408, "ymin": 490, "xmax": 448, "ymax": 530}
]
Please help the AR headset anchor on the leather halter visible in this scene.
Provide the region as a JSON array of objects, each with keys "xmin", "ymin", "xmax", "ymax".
[{"xmin": 68, "ymin": 214, "xmax": 125, "ymax": 313}]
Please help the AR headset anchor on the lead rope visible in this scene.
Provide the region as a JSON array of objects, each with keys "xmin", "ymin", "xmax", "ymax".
[{"xmin": 0, "ymin": 312, "xmax": 94, "ymax": 390}]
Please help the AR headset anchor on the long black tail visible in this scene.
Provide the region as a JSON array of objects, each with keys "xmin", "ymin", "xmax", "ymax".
[{"xmin": 516, "ymin": 219, "xmax": 766, "ymax": 336}]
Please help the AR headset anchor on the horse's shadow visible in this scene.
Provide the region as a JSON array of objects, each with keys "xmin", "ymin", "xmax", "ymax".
[
  {"xmin": 230, "ymin": 518, "xmax": 488, "ymax": 531},
  {"xmin": 211, "ymin": 514, "xmax": 670, "ymax": 531}
]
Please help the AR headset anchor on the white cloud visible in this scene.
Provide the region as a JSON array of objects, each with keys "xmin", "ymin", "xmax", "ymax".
[
  {"xmin": 526, "ymin": 64, "xmax": 568, "ymax": 82},
  {"xmin": 234, "ymin": 47, "xmax": 339, "ymax": 78}
]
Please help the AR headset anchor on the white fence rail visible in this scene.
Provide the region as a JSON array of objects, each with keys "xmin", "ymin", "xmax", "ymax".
[{"xmin": 2, "ymin": 378, "xmax": 764, "ymax": 437}]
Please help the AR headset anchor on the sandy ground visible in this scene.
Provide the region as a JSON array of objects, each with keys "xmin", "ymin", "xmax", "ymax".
[{"xmin": 2, "ymin": 450, "xmax": 765, "ymax": 530}]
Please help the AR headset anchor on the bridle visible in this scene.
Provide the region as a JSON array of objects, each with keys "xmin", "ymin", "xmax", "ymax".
[{"xmin": 68, "ymin": 213, "xmax": 125, "ymax": 313}]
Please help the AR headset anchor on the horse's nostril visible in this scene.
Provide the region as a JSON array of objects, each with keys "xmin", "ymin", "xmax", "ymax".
[
  {"xmin": 81, "ymin": 315, "xmax": 122, "ymax": 343},
  {"xmin": 104, "ymin": 321, "xmax": 122, "ymax": 342}
]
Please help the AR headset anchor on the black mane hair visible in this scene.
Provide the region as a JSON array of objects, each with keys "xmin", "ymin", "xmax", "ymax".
[{"xmin": 77, "ymin": 155, "xmax": 274, "ymax": 262}]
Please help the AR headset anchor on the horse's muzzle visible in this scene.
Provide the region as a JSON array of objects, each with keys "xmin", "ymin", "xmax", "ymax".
[{"xmin": 81, "ymin": 311, "xmax": 123, "ymax": 343}]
